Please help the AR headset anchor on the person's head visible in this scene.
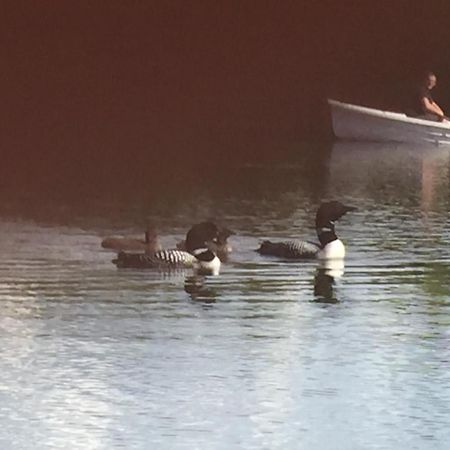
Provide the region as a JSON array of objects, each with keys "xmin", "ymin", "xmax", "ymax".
[{"xmin": 423, "ymin": 71, "xmax": 437, "ymax": 89}]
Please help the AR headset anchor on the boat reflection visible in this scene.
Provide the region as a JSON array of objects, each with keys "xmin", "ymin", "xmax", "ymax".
[{"xmin": 329, "ymin": 141, "xmax": 450, "ymax": 215}]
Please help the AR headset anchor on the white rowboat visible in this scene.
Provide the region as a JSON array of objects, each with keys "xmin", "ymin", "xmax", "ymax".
[{"xmin": 328, "ymin": 98, "xmax": 450, "ymax": 146}]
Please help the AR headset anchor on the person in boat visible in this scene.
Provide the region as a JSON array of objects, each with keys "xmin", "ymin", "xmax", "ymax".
[{"xmin": 412, "ymin": 71, "xmax": 447, "ymax": 121}]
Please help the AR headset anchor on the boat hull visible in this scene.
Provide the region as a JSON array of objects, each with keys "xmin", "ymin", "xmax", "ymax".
[{"xmin": 328, "ymin": 99, "xmax": 450, "ymax": 146}]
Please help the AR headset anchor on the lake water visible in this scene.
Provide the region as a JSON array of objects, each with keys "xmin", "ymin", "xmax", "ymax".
[{"xmin": 1, "ymin": 142, "xmax": 450, "ymax": 449}]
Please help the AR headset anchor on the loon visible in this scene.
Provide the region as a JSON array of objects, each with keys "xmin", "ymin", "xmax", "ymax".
[
  {"xmin": 112, "ymin": 221, "xmax": 221, "ymax": 275},
  {"xmin": 176, "ymin": 226, "xmax": 234, "ymax": 262},
  {"xmin": 101, "ymin": 226, "xmax": 161, "ymax": 254},
  {"xmin": 256, "ymin": 201, "xmax": 356, "ymax": 259}
]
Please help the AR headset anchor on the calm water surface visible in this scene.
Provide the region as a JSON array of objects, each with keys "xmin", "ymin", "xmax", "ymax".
[{"xmin": 1, "ymin": 142, "xmax": 450, "ymax": 449}]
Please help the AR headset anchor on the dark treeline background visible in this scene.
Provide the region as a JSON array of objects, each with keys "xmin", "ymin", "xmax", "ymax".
[{"xmin": 2, "ymin": 1, "xmax": 450, "ymax": 181}]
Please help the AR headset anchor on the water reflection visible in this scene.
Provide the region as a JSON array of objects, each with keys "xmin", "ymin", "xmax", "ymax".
[
  {"xmin": 313, "ymin": 258, "xmax": 346, "ymax": 303},
  {"xmin": 184, "ymin": 275, "xmax": 217, "ymax": 304},
  {"xmin": 328, "ymin": 141, "xmax": 450, "ymax": 213},
  {"xmin": 313, "ymin": 268, "xmax": 337, "ymax": 303}
]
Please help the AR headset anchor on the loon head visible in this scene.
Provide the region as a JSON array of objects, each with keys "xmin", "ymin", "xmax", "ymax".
[
  {"xmin": 185, "ymin": 221, "xmax": 222, "ymax": 275},
  {"xmin": 144, "ymin": 225, "xmax": 159, "ymax": 244},
  {"xmin": 315, "ymin": 201, "xmax": 356, "ymax": 248},
  {"xmin": 185, "ymin": 221, "xmax": 220, "ymax": 253},
  {"xmin": 214, "ymin": 226, "xmax": 235, "ymax": 258}
]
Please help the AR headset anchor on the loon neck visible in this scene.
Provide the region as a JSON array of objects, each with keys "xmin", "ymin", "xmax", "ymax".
[
  {"xmin": 192, "ymin": 247, "xmax": 217, "ymax": 262},
  {"xmin": 316, "ymin": 222, "xmax": 338, "ymax": 248}
]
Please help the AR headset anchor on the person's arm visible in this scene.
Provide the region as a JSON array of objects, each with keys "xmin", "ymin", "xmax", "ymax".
[
  {"xmin": 422, "ymin": 96, "xmax": 445, "ymax": 118},
  {"xmin": 431, "ymin": 101, "xmax": 445, "ymax": 117}
]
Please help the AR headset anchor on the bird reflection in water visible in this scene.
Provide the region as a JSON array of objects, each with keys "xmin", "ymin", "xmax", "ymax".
[
  {"xmin": 184, "ymin": 275, "xmax": 217, "ymax": 304},
  {"xmin": 313, "ymin": 258, "xmax": 345, "ymax": 303}
]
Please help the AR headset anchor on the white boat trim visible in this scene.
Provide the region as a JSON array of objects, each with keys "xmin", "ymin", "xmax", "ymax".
[{"xmin": 328, "ymin": 98, "xmax": 450, "ymax": 146}]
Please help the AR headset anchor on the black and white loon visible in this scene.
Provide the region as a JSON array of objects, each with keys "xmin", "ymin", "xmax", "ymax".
[
  {"xmin": 176, "ymin": 226, "xmax": 234, "ymax": 262},
  {"xmin": 113, "ymin": 221, "xmax": 222, "ymax": 274},
  {"xmin": 256, "ymin": 201, "xmax": 356, "ymax": 259}
]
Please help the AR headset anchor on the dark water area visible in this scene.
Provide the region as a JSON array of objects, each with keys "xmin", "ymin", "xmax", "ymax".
[
  {"xmin": 1, "ymin": 140, "xmax": 331, "ymax": 229},
  {"xmin": 1, "ymin": 140, "xmax": 450, "ymax": 449}
]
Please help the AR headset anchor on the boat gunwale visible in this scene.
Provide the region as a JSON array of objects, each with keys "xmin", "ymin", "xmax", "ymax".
[{"xmin": 328, "ymin": 98, "xmax": 450, "ymax": 130}]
